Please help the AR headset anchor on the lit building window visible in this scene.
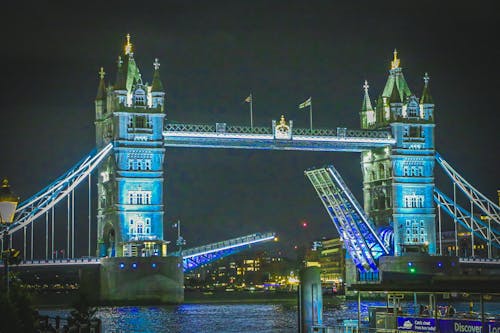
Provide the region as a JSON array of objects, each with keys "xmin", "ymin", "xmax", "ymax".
[
  {"xmin": 128, "ymin": 190, "xmax": 152, "ymax": 205},
  {"xmin": 403, "ymin": 194, "xmax": 424, "ymax": 208}
]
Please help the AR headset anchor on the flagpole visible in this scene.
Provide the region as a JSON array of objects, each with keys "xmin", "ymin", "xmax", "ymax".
[
  {"xmin": 250, "ymin": 93, "xmax": 253, "ymax": 128},
  {"xmin": 309, "ymin": 97, "xmax": 313, "ymax": 131}
]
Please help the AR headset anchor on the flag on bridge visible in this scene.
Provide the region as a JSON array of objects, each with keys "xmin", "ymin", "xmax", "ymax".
[
  {"xmin": 299, "ymin": 97, "xmax": 311, "ymax": 109},
  {"xmin": 245, "ymin": 94, "xmax": 252, "ymax": 103}
]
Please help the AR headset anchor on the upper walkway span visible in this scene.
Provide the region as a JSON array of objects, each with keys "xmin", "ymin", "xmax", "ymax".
[{"xmin": 163, "ymin": 122, "xmax": 394, "ymax": 152}]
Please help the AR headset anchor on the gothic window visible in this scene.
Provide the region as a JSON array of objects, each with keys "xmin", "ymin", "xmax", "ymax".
[
  {"xmin": 403, "ymin": 166, "xmax": 410, "ymax": 176},
  {"xmin": 146, "ymin": 227, "xmax": 150, "ymax": 234},
  {"xmin": 128, "ymin": 190, "xmax": 152, "ymax": 205},
  {"xmin": 146, "ymin": 218, "xmax": 150, "ymax": 225},
  {"xmin": 130, "ymin": 219, "xmax": 134, "ymax": 225},
  {"xmin": 145, "ymin": 159, "xmax": 152, "ymax": 170},
  {"xmin": 137, "ymin": 223, "xmax": 143, "ymax": 234},
  {"xmin": 379, "ymin": 164, "xmax": 386, "ymax": 179},
  {"xmin": 403, "ymin": 194, "xmax": 424, "ymax": 208},
  {"xmin": 133, "ymin": 87, "xmax": 147, "ymax": 106},
  {"xmin": 378, "ymin": 193, "xmax": 386, "ymax": 210},
  {"xmin": 135, "ymin": 116, "xmax": 146, "ymax": 128},
  {"xmin": 137, "ymin": 160, "xmax": 143, "ymax": 170},
  {"xmin": 128, "ymin": 159, "xmax": 134, "ymax": 170},
  {"xmin": 371, "ymin": 170, "xmax": 376, "ymax": 181},
  {"xmin": 409, "ymin": 126, "xmax": 422, "ymax": 138}
]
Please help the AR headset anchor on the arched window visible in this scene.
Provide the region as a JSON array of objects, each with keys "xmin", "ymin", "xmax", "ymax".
[
  {"xmin": 379, "ymin": 164, "xmax": 386, "ymax": 179},
  {"xmin": 133, "ymin": 87, "xmax": 147, "ymax": 106}
]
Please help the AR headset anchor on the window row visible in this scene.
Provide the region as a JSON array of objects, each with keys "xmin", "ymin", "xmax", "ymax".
[
  {"xmin": 128, "ymin": 115, "xmax": 152, "ymax": 128},
  {"xmin": 403, "ymin": 194, "xmax": 425, "ymax": 208},
  {"xmin": 403, "ymin": 165, "xmax": 424, "ymax": 177},
  {"xmin": 128, "ymin": 191, "xmax": 152, "ymax": 205},
  {"xmin": 128, "ymin": 158, "xmax": 152, "ymax": 171}
]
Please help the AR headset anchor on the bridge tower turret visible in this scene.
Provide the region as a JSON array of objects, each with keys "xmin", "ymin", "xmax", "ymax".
[
  {"xmin": 95, "ymin": 34, "xmax": 167, "ymax": 258},
  {"xmin": 361, "ymin": 50, "xmax": 436, "ymax": 256}
]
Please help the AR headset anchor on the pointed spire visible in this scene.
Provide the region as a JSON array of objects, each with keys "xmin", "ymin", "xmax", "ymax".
[
  {"xmin": 96, "ymin": 67, "xmax": 106, "ymax": 100},
  {"xmin": 114, "ymin": 55, "xmax": 126, "ymax": 90},
  {"xmin": 420, "ymin": 72, "xmax": 434, "ymax": 104},
  {"xmin": 361, "ymin": 80, "xmax": 374, "ymax": 111},
  {"xmin": 391, "ymin": 48, "xmax": 400, "ymax": 69},
  {"xmin": 151, "ymin": 58, "xmax": 164, "ymax": 92},
  {"xmin": 389, "ymin": 79, "xmax": 402, "ymax": 103},
  {"xmin": 124, "ymin": 33, "xmax": 133, "ymax": 55}
]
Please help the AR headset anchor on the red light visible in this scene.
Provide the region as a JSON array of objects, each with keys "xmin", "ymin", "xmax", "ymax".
[{"xmin": 302, "ymin": 221, "xmax": 308, "ymax": 228}]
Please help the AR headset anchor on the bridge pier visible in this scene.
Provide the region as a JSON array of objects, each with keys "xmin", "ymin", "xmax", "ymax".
[{"xmin": 99, "ymin": 256, "xmax": 184, "ymax": 304}]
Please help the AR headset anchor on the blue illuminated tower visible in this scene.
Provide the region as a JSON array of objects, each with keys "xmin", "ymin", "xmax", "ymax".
[
  {"xmin": 360, "ymin": 50, "xmax": 436, "ymax": 256},
  {"xmin": 95, "ymin": 35, "xmax": 167, "ymax": 257}
]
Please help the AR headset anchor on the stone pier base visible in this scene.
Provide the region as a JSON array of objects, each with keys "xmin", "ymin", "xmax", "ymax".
[{"xmin": 99, "ymin": 256, "xmax": 184, "ymax": 304}]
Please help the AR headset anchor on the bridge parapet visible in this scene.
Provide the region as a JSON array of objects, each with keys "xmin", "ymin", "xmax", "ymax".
[{"xmin": 165, "ymin": 122, "xmax": 391, "ymax": 138}]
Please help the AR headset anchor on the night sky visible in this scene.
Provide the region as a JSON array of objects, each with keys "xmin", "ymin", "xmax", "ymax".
[{"xmin": 0, "ymin": 1, "xmax": 498, "ymax": 257}]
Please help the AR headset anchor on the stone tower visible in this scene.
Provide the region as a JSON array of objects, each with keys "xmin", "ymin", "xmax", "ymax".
[
  {"xmin": 95, "ymin": 34, "xmax": 167, "ymax": 258},
  {"xmin": 360, "ymin": 50, "xmax": 436, "ymax": 256}
]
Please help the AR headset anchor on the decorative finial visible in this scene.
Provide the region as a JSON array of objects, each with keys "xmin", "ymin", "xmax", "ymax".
[
  {"xmin": 363, "ymin": 80, "xmax": 369, "ymax": 93},
  {"xmin": 99, "ymin": 67, "xmax": 106, "ymax": 80},
  {"xmin": 117, "ymin": 55, "xmax": 123, "ymax": 68},
  {"xmin": 124, "ymin": 33, "xmax": 133, "ymax": 55},
  {"xmin": 153, "ymin": 58, "xmax": 160, "ymax": 70},
  {"xmin": 423, "ymin": 72, "xmax": 430, "ymax": 87},
  {"xmin": 1, "ymin": 179, "xmax": 9, "ymax": 188},
  {"xmin": 280, "ymin": 115, "xmax": 286, "ymax": 126},
  {"xmin": 391, "ymin": 49, "xmax": 400, "ymax": 69}
]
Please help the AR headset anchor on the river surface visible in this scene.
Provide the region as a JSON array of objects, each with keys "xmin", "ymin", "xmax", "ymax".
[{"xmin": 39, "ymin": 300, "xmax": 500, "ymax": 333}]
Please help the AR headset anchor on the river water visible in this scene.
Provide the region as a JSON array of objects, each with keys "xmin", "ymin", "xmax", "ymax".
[{"xmin": 40, "ymin": 300, "xmax": 500, "ymax": 333}]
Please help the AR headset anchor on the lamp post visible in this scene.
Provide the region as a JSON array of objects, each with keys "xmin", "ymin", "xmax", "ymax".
[{"xmin": 0, "ymin": 179, "xmax": 20, "ymax": 296}]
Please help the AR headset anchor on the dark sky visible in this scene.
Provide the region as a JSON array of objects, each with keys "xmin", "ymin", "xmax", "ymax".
[{"xmin": 0, "ymin": 1, "xmax": 498, "ymax": 256}]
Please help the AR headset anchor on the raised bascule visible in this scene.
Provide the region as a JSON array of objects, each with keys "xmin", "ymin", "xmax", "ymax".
[{"xmin": 3, "ymin": 36, "xmax": 499, "ymax": 304}]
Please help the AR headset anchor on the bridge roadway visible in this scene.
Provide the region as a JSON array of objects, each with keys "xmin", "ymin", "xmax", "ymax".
[
  {"xmin": 12, "ymin": 232, "xmax": 277, "ymax": 270},
  {"xmin": 14, "ymin": 256, "xmax": 500, "ymax": 268},
  {"xmin": 163, "ymin": 123, "xmax": 395, "ymax": 152}
]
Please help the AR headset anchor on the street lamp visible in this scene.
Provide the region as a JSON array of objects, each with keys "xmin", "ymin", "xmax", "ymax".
[{"xmin": 0, "ymin": 179, "xmax": 20, "ymax": 296}]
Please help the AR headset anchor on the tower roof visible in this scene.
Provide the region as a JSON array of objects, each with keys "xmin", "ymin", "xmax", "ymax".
[
  {"xmin": 361, "ymin": 80, "xmax": 374, "ymax": 111},
  {"xmin": 382, "ymin": 49, "xmax": 412, "ymax": 102},
  {"xmin": 151, "ymin": 58, "xmax": 164, "ymax": 92},
  {"xmin": 114, "ymin": 34, "xmax": 141, "ymax": 92},
  {"xmin": 96, "ymin": 67, "xmax": 106, "ymax": 100},
  {"xmin": 420, "ymin": 73, "xmax": 434, "ymax": 104},
  {"xmin": 389, "ymin": 78, "xmax": 402, "ymax": 103}
]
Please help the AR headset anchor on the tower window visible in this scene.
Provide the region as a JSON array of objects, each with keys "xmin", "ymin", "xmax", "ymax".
[
  {"xmin": 128, "ymin": 190, "xmax": 152, "ymax": 205},
  {"xmin": 403, "ymin": 194, "xmax": 425, "ymax": 208}
]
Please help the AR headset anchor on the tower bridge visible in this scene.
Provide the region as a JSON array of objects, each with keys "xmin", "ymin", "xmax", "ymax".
[{"xmin": 2, "ymin": 36, "xmax": 500, "ymax": 304}]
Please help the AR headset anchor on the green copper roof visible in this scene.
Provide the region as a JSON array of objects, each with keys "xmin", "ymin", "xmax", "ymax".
[
  {"xmin": 151, "ymin": 68, "xmax": 164, "ymax": 92},
  {"xmin": 361, "ymin": 80, "xmax": 373, "ymax": 112},
  {"xmin": 124, "ymin": 54, "xmax": 141, "ymax": 92},
  {"xmin": 389, "ymin": 78, "xmax": 402, "ymax": 103},
  {"xmin": 96, "ymin": 67, "xmax": 106, "ymax": 100},
  {"xmin": 420, "ymin": 73, "xmax": 434, "ymax": 104},
  {"xmin": 96, "ymin": 77, "xmax": 106, "ymax": 100},
  {"xmin": 382, "ymin": 68, "xmax": 412, "ymax": 102}
]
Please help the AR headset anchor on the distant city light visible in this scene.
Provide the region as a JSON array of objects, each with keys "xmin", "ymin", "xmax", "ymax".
[{"xmin": 132, "ymin": 263, "xmax": 137, "ymax": 269}]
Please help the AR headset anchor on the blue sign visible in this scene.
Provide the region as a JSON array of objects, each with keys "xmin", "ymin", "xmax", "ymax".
[
  {"xmin": 439, "ymin": 319, "xmax": 500, "ymax": 333},
  {"xmin": 397, "ymin": 317, "xmax": 436, "ymax": 332},
  {"xmin": 398, "ymin": 317, "xmax": 500, "ymax": 333}
]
